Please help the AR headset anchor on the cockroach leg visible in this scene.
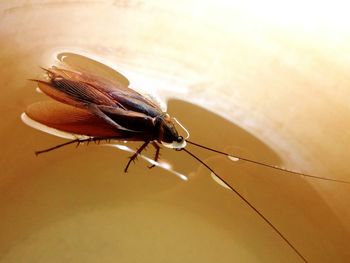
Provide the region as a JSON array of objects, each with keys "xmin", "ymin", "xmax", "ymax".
[
  {"xmin": 148, "ymin": 141, "xmax": 160, "ymax": 169},
  {"xmin": 124, "ymin": 141, "xmax": 150, "ymax": 173},
  {"xmin": 36, "ymin": 138, "xmax": 91, "ymax": 155}
]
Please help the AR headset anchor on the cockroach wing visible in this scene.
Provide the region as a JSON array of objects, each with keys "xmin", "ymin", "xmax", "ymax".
[
  {"xmin": 70, "ymin": 65, "xmax": 168, "ymax": 113},
  {"xmin": 25, "ymin": 101, "xmax": 123, "ymax": 137},
  {"xmin": 41, "ymin": 68, "xmax": 164, "ymax": 118},
  {"xmin": 56, "ymin": 68, "xmax": 157, "ymax": 108},
  {"xmin": 69, "ymin": 68, "xmax": 164, "ymax": 116},
  {"xmin": 134, "ymin": 91, "xmax": 168, "ymax": 113},
  {"xmin": 37, "ymin": 76, "xmax": 116, "ymax": 108}
]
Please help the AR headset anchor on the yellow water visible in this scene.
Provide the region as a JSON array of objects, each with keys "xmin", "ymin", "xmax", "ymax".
[{"xmin": 0, "ymin": 51, "xmax": 348, "ymax": 263}]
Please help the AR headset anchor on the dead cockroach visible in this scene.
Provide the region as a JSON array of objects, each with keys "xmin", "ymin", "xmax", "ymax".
[{"xmin": 22, "ymin": 64, "xmax": 349, "ymax": 263}]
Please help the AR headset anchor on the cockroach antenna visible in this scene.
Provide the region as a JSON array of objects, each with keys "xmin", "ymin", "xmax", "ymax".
[
  {"xmin": 179, "ymin": 147, "xmax": 308, "ymax": 263},
  {"xmin": 171, "ymin": 117, "xmax": 349, "ymax": 184},
  {"xmin": 172, "ymin": 117, "xmax": 190, "ymax": 139},
  {"xmin": 185, "ymin": 140, "xmax": 350, "ymax": 184}
]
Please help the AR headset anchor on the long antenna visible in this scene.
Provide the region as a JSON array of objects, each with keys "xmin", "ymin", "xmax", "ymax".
[
  {"xmin": 186, "ymin": 140, "xmax": 350, "ymax": 184},
  {"xmin": 181, "ymin": 148, "xmax": 307, "ymax": 263}
]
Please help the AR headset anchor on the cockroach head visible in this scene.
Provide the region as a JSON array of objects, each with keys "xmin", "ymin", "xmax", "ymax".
[{"xmin": 155, "ymin": 114, "xmax": 186, "ymax": 149}]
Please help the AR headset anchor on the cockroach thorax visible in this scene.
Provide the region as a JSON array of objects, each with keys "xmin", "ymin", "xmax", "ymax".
[{"xmin": 154, "ymin": 113, "xmax": 186, "ymax": 149}]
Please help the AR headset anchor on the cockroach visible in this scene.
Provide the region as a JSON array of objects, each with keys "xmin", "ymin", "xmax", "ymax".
[{"xmin": 22, "ymin": 64, "xmax": 349, "ymax": 263}]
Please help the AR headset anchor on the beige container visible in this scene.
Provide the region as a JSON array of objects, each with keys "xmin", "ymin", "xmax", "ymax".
[{"xmin": 1, "ymin": 1, "xmax": 349, "ymax": 262}]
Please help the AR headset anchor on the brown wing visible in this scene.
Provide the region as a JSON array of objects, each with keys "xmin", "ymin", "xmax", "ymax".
[
  {"xmin": 26, "ymin": 101, "xmax": 122, "ymax": 137},
  {"xmin": 31, "ymin": 66, "xmax": 163, "ymax": 135},
  {"xmin": 37, "ymin": 68, "xmax": 117, "ymax": 107},
  {"xmin": 43, "ymin": 67, "xmax": 163, "ymax": 117}
]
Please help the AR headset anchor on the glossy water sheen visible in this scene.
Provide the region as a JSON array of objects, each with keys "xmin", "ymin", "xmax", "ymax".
[
  {"xmin": 1, "ymin": 2, "xmax": 350, "ymax": 261},
  {"xmin": 0, "ymin": 50, "xmax": 346, "ymax": 263}
]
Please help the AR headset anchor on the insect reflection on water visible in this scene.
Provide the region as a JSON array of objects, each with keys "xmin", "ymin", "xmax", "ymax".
[{"xmin": 22, "ymin": 52, "xmax": 350, "ymax": 263}]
